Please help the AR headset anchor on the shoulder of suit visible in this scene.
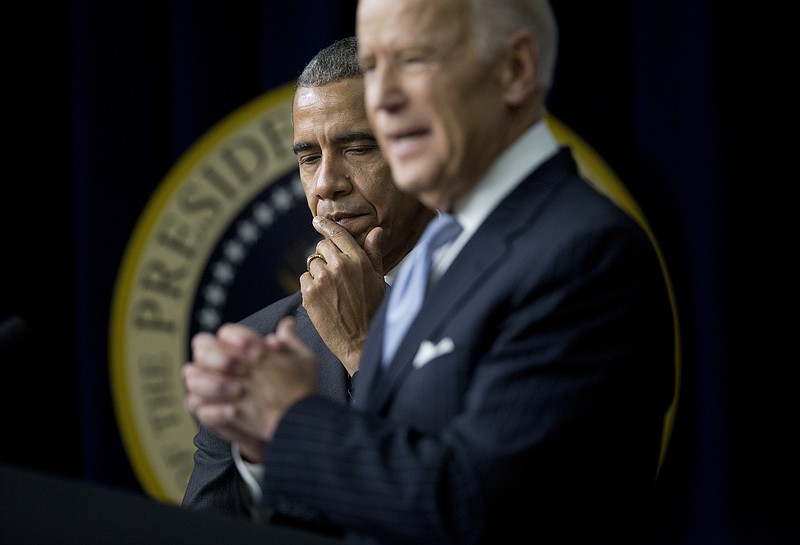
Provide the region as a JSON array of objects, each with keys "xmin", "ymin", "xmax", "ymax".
[{"xmin": 238, "ymin": 291, "xmax": 303, "ymax": 334}]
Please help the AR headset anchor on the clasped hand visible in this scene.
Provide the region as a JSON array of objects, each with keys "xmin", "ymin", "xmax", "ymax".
[{"xmin": 182, "ymin": 317, "xmax": 319, "ymax": 463}]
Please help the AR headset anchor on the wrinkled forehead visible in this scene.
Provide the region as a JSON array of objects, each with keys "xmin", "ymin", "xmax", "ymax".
[
  {"xmin": 293, "ymin": 79, "xmax": 365, "ymax": 114},
  {"xmin": 292, "ymin": 79, "xmax": 372, "ymax": 138},
  {"xmin": 356, "ymin": 0, "xmax": 474, "ymax": 55}
]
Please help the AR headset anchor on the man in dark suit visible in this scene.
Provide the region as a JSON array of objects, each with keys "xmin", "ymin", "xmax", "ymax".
[
  {"xmin": 181, "ymin": 36, "xmax": 432, "ymax": 518},
  {"xmin": 182, "ymin": 1, "xmax": 676, "ymax": 543}
]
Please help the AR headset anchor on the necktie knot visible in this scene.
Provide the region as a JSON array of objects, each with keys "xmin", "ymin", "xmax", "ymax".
[
  {"xmin": 420, "ymin": 213, "xmax": 462, "ymax": 259},
  {"xmin": 382, "ymin": 213, "xmax": 462, "ymax": 366}
]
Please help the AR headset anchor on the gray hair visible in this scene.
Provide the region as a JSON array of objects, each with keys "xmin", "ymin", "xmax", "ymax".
[
  {"xmin": 295, "ymin": 35, "xmax": 362, "ymax": 88},
  {"xmin": 469, "ymin": 0, "xmax": 558, "ymax": 97}
]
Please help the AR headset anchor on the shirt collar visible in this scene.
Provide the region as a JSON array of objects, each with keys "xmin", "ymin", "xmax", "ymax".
[
  {"xmin": 453, "ymin": 119, "xmax": 559, "ymax": 237},
  {"xmin": 384, "ymin": 253, "xmax": 411, "ymax": 287}
]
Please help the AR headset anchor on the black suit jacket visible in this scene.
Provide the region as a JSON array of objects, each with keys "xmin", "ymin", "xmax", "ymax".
[
  {"xmin": 181, "ymin": 292, "xmax": 350, "ymax": 517},
  {"xmin": 258, "ymin": 148, "xmax": 676, "ymax": 544}
]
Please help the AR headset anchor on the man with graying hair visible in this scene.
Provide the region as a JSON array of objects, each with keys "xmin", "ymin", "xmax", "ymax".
[
  {"xmin": 183, "ymin": 2, "xmax": 675, "ymax": 543},
  {"xmin": 181, "ymin": 35, "xmax": 432, "ymax": 520}
]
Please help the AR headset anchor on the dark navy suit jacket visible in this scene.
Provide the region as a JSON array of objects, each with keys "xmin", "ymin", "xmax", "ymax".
[
  {"xmin": 258, "ymin": 147, "xmax": 675, "ymax": 545},
  {"xmin": 181, "ymin": 292, "xmax": 350, "ymax": 518}
]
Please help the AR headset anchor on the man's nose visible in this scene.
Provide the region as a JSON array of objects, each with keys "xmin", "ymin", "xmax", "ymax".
[{"xmin": 314, "ymin": 157, "xmax": 353, "ymax": 199}]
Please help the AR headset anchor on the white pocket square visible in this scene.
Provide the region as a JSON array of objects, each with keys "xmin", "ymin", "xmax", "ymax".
[{"xmin": 412, "ymin": 337, "xmax": 455, "ymax": 369}]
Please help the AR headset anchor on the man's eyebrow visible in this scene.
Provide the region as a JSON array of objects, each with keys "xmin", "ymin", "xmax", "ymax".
[
  {"xmin": 292, "ymin": 141, "xmax": 313, "ymax": 155},
  {"xmin": 336, "ymin": 131, "xmax": 376, "ymax": 144}
]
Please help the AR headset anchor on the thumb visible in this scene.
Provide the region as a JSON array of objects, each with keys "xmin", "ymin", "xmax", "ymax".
[
  {"xmin": 274, "ymin": 315, "xmax": 298, "ymax": 346},
  {"xmin": 363, "ymin": 226, "xmax": 384, "ymax": 275},
  {"xmin": 273, "ymin": 316, "xmax": 314, "ymax": 359}
]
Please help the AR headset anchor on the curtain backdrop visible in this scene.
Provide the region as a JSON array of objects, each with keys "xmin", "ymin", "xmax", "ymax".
[{"xmin": 3, "ymin": 1, "xmax": 789, "ymax": 543}]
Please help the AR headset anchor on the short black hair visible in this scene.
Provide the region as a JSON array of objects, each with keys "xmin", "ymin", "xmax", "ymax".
[{"xmin": 296, "ymin": 36, "xmax": 361, "ymax": 88}]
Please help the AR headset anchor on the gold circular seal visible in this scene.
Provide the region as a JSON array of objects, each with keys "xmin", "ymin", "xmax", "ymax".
[
  {"xmin": 110, "ymin": 83, "xmax": 307, "ymax": 503},
  {"xmin": 110, "ymin": 88, "xmax": 680, "ymax": 504}
]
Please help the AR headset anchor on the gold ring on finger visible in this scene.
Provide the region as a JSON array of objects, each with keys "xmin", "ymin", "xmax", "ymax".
[{"xmin": 306, "ymin": 253, "xmax": 326, "ymax": 271}]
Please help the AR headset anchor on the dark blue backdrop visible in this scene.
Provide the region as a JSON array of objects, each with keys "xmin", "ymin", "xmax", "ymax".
[{"xmin": 2, "ymin": 1, "xmax": 791, "ymax": 544}]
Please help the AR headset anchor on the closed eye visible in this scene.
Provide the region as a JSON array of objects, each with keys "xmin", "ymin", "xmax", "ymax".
[
  {"xmin": 296, "ymin": 153, "xmax": 321, "ymax": 166},
  {"xmin": 345, "ymin": 145, "xmax": 379, "ymax": 156}
]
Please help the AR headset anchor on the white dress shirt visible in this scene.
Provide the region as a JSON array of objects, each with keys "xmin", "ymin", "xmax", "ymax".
[{"xmin": 432, "ymin": 119, "xmax": 559, "ymax": 281}]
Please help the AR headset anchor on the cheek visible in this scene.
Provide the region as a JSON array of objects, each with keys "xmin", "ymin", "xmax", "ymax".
[
  {"xmin": 361, "ymin": 163, "xmax": 395, "ymax": 201},
  {"xmin": 430, "ymin": 75, "xmax": 479, "ymax": 139},
  {"xmin": 366, "ymin": 189, "xmax": 397, "ymax": 223},
  {"xmin": 445, "ymin": 95, "xmax": 482, "ymax": 154},
  {"xmin": 383, "ymin": 189, "xmax": 421, "ymax": 226},
  {"xmin": 438, "ymin": 99, "xmax": 466, "ymax": 142},
  {"xmin": 300, "ymin": 179, "xmax": 318, "ymax": 214}
]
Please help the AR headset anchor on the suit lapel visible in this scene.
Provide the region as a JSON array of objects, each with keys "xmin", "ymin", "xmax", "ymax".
[
  {"xmin": 294, "ymin": 303, "xmax": 350, "ymax": 404},
  {"xmin": 365, "ymin": 234, "xmax": 507, "ymax": 411},
  {"xmin": 358, "ymin": 148, "xmax": 578, "ymax": 412}
]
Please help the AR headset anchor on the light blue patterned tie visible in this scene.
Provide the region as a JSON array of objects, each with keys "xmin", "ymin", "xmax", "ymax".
[{"xmin": 382, "ymin": 212, "xmax": 462, "ymax": 367}]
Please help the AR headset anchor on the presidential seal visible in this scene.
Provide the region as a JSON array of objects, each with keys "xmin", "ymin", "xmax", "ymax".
[
  {"xmin": 110, "ymin": 83, "xmax": 322, "ymax": 504},
  {"xmin": 110, "ymin": 88, "xmax": 681, "ymax": 504}
]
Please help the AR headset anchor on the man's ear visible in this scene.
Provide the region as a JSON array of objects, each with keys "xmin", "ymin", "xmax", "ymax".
[{"xmin": 500, "ymin": 31, "xmax": 538, "ymax": 108}]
